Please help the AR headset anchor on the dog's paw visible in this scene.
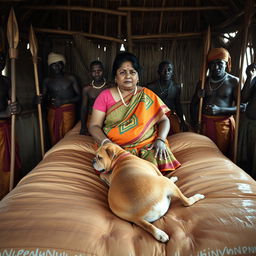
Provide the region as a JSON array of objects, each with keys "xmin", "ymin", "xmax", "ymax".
[
  {"xmin": 154, "ymin": 228, "xmax": 169, "ymax": 243},
  {"xmin": 191, "ymin": 193, "xmax": 205, "ymax": 203},
  {"xmin": 170, "ymin": 176, "xmax": 178, "ymax": 183},
  {"xmin": 194, "ymin": 193, "xmax": 205, "ymax": 200}
]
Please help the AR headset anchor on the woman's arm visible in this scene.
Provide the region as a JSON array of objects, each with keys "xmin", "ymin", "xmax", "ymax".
[
  {"xmin": 88, "ymin": 108, "xmax": 111, "ymax": 145},
  {"xmin": 156, "ymin": 114, "xmax": 170, "ymax": 140}
]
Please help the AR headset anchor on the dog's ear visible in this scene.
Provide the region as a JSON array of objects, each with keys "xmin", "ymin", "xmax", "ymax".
[{"xmin": 105, "ymin": 145, "xmax": 116, "ymax": 160}]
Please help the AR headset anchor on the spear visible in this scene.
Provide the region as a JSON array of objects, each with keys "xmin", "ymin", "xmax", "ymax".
[
  {"xmin": 29, "ymin": 25, "xmax": 45, "ymax": 158},
  {"xmin": 197, "ymin": 25, "xmax": 211, "ymax": 133},
  {"xmin": 6, "ymin": 8, "xmax": 19, "ymax": 191}
]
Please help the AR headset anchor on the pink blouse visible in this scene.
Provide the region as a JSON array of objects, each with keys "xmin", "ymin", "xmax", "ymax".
[{"xmin": 93, "ymin": 89, "xmax": 117, "ymax": 112}]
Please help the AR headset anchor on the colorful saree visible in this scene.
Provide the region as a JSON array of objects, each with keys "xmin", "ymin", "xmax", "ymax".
[{"xmin": 103, "ymin": 87, "xmax": 181, "ymax": 172}]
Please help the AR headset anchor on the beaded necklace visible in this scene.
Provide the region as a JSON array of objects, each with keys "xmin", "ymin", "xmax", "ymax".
[{"xmin": 91, "ymin": 78, "xmax": 106, "ymax": 89}]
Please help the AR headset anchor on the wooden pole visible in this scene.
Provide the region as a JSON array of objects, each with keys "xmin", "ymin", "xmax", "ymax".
[
  {"xmin": 158, "ymin": 0, "xmax": 166, "ymax": 34},
  {"xmin": 197, "ymin": 25, "xmax": 211, "ymax": 133},
  {"xmin": 233, "ymin": 0, "xmax": 254, "ymax": 163},
  {"xmin": 29, "ymin": 25, "xmax": 45, "ymax": 158},
  {"xmin": 126, "ymin": 0, "xmax": 133, "ymax": 52},
  {"xmin": 25, "ymin": 5, "xmax": 126, "ymax": 16},
  {"xmin": 118, "ymin": 6, "xmax": 229, "ymax": 12},
  {"xmin": 131, "ymin": 32, "xmax": 202, "ymax": 40},
  {"xmin": 6, "ymin": 8, "xmax": 19, "ymax": 191},
  {"xmin": 34, "ymin": 27, "xmax": 124, "ymax": 44}
]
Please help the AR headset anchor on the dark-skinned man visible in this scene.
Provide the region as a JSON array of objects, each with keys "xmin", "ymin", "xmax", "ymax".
[
  {"xmin": 80, "ymin": 60, "xmax": 111, "ymax": 135},
  {"xmin": 190, "ymin": 47, "xmax": 245, "ymax": 158},
  {"xmin": 147, "ymin": 61, "xmax": 189, "ymax": 134},
  {"xmin": 238, "ymin": 63, "xmax": 256, "ymax": 179},
  {"xmin": 0, "ymin": 51, "xmax": 21, "ymax": 199},
  {"xmin": 42, "ymin": 52, "xmax": 81, "ymax": 146}
]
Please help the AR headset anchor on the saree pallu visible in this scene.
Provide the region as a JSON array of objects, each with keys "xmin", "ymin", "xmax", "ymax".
[
  {"xmin": 47, "ymin": 104, "xmax": 76, "ymax": 146},
  {"xmin": 202, "ymin": 114, "xmax": 235, "ymax": 157},
  {"xmin": 103, "ymin": 87, "xmax": 181, "ymax": 172},
  {"xmin": 237, "ymin": 114, "xmax": 256, "ymax": 179},
  {"xmin": 0, "ymin": 120, "xmax": 21, "ymax": 199}
]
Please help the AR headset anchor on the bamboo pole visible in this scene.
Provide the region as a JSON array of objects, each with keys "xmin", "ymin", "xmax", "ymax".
[
  {"xmin": 34, "ymin": 28, "xmax": 124, "ymax": 44},
  {"xmin": 132, "ymin": 32, "xmax": 202, "ymax": 40},
  {"xmin": 67, "ymin": 0, "xmax": 71, "ymax": 31},
  {"xmin": 89, "ymin": 0, "xmax": 93, "ymax": 34},
  {"xmin": 126, "ymin": 0, "xmax": 132, "ymax": 52},
  {"xmin": 6, "ymin": 8, "xmax": 19, "ymax": 191},
  {"xmin": 233, "ymin": 0, "xmax": 254, "ymax": 163},
  {"xmin": 118, "ymin": 6, "xmax": 228, "ymax": 12},
  {"xmin": 25, "ymin": 5, "xmax": 126, "ymax": 16},
  {"xmin": 158, "ymin": 0, "xmax": 166, "ymax": 34},
  {"xmin": 29, "ymin": 25, "xmax": 45, "ymax": 159},
  {"xmin": 197, "ymin": 25, "xmax": 211, "ymax": 133}
]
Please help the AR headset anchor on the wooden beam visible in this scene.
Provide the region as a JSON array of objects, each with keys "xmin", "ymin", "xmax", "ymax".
[
  {"xmin": 118, "ymin": 6, "xmax": 229, "ymax": 12},
  {"xmin": 25, "ymin": 5, "xmax": 127, "ymax": 16},
  {"xmin": 233, "ymin": 0, "xmax": 254, "ymax": 163},
  {"xmin": 126, "ymin": 0, "xmax": 133, "ymax": 52},
  {"xmin": 67, "ymin": 0, "xmax": 71, "ymax": 31},
  {"xmin": 132, "ymin": 32, "xmax": 202, "ymax": 40},
  {"xmin": 89, "ymin": 0, "xmax": 93, "ymax": 33},
  {"xmin": 34, "ymin": 27, "xmax": 124, "ymax": 44},
  {"xmin": 158, "ymin": 0, "xmax": 166, "ymax": 34}
]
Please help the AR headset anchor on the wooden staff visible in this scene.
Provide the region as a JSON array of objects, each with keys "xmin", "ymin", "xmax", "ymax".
[
  {"xmin": 29, "ymin": 25, "xmax": 45, "ymax": 158},
  {"xmin": 233, "ymin": 0, "xmax": 254, "ymax": 163},
  {"xmin": 197, "ymin": 25, "xmax": 211, "ymax": 133},
  {"xmin": 6, "ymin": 8, "xmax": 19, "ymax": 191}
]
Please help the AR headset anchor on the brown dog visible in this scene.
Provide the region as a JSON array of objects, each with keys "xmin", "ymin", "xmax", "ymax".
[{"xmin": 92, "ymin": 143, "xmax": 205, "ymax": 242}]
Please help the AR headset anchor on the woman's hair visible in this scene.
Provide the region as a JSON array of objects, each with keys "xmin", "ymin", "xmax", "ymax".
[{"xmin": 112, "ymin": 52, "xmax": 142, "ymax": 78}]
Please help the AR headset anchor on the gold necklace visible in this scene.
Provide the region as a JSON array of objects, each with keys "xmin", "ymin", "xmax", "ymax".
[
  {"xmin": 91, "ymin": 78, "xmax": 106, "ymax": 89},
  {"xmin": 117, "ymin": 86, "xmax": 138, "ymax": 107}
]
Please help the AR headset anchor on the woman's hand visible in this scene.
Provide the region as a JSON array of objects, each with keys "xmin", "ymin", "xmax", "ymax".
[{"xmin": 148, "ymin": 138, "xmax": 169, "ymax": 160}]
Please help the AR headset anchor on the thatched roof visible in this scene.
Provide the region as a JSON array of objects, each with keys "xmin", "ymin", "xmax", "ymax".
[{"xmin": 0, "ymin": 0, "xmax": 255, "ymax": 49}]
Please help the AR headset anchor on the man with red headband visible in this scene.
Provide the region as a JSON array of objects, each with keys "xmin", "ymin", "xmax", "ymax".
[{"xmin": 190, "ymin": 47, "xmax": 245, "ymax": 157}]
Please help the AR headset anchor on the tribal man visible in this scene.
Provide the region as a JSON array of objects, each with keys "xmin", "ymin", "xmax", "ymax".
[
  {"xmin": 147, "ymin": 61, "xmax": 189, "ymax": 134},
  {"xmin": 0, "ymin": 51, "xmax": 21, "ymax": 199},
  {"xmin": 190, "ymin": 47, "xmax": 245, "ymax": 157},
  {"xmin": 42, "ymin": 52, "xmax": 81, "ymax": 146},
  {"xmin": 80, "ymin": 60, "xmax": 111, "ymax": 135}
]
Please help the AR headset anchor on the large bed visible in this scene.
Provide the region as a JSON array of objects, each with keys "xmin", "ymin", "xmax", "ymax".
[{"xmin": 0, "ymin": 123, "xmax": 256, "ymax": 256}]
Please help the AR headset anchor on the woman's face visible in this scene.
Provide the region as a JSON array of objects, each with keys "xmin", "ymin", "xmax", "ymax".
[{"xmin": 115, "ymin": 61, "xmax": 139, "ymax": 90}]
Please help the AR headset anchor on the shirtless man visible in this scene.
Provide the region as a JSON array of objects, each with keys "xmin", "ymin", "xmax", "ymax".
[
  {"xmin": 147, "ymin": 61, "xmax": 188, "ymax": 134},
  {"xmin": 190, "ymin": 47, "xmax": 245, "ymax": 157},
  {"xmin": 80, "ymin": 60, "xmax": 110, "ymax": 135},
  {"xmin": 238, "ymin": 63, "xmax": 256, "ymax": 179},
  {"xmin": 42, "ymin": 52, "xmax": 81, "ymax": 146},
  {"xmin": 0, "ymin": 52, "xmax": 21, "ymax": 199}
]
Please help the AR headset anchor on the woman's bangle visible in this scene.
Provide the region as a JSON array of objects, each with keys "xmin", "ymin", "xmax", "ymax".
[
  {"xmin": 156, "ymin": 137, "xmax": 166, "ymax": 143},
  {"xmin": 101, "ymin": 138, "xmax": 111, "ymax": 146}
]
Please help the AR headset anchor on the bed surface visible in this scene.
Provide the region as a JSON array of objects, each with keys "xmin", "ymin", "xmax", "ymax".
[{"xmin": 0, "ymin": 123, "xmax": 256, "ymax": 256}]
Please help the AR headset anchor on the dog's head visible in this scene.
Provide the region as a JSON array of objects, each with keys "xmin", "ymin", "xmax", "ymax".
[{"xmin": 92, "ymin": 143, "xmax": 125, "ymax": 173}]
